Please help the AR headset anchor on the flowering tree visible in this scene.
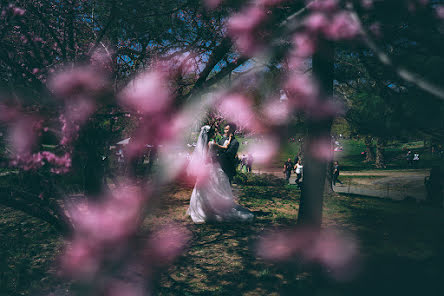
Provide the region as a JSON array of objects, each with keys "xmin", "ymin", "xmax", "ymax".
[{"xmin": 1, "ymin": 0, "xmax": 444, "ymax": 294}]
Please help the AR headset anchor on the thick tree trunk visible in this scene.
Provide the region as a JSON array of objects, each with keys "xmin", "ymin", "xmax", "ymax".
[
  {"xmin": 297, "ymin": 39, "xmax": 334, "ymax": 228},
  {"xmin": 324, "ymin": 161, "xmax": 334, "ymax": 194},
  {"xmin": 375, "ymin": 137, "xmax": 386, "ymax": 168},
  {"xmin": 364, "ymin": 136, "xmax": 375, "ymax": 162}
]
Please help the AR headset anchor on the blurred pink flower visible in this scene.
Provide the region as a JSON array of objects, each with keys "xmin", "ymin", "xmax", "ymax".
[
  {"xmin": 245, "ymin": 136, "xmax": 278, "ymax": 164},
  {"xmin": 436, "ymin": 5, "xmax": 444, "ymax": 19},
  {"xmin": 262, "ymin": 100, "xmax": 290, "ymax": 125},
  {"xmin": 292, "ymin": 33, "xmax": 317, "ymax": 58},
  {"xmin": 60, "ymin": 237, "xmax": 100, "ymax": 279},
  {"xmin": 324, "ymin": 12, "xmax": 361, "ymax": 40},
  {"xmin": 171, "ymin": 52, "xmax": 198, "ymax": 76},
  {"xmin": 105, "ymin": 282, "xmax": 145, "ymax": 296},
  {"xmin": 228, "ymin": 7, "xmax": 266, "ymax": 35},
  {"xmin": 256, "ymin": 0, "xmax": 285, "ymax": 7},
  {"xmin": 310, "ymin": 137, "xmax": 333, "ymax": 160},
  {"xmin": 65, "ymin": 98, "xmax": 95, "ymax": 123},
  {"xmin": 304, "ymin": 12, "xmax": 329, "ymax": 32},
  {"xmin": 227, "ymin": 6, "xmax": 267, "ymax": 55},
  {"xmin": 13, "ymin": 7, "xmax": 25, "ymax": 16},
  {"xmin": 68, "ymin": 185, "xmax": 144, "ymax": 243},
  {"xmin": 284, "ymin": 73, "xmax": 319, "ymax": 109},
  {"xmin": 0, "ymin": 104, "xmax": 19, "ymax": 122},
  {"xmin": 186, "ymin": 155, "xmax": 211, "ymax": 182},
  {"xmin": 9, "ymin": 117, "xmax": 38, "ymax": 155},
  {"xmin": 119, "ymin": 70, "xmax": 172, "ymax": 115},
  {"xmin": 217, "ymin": 94, "xmax": 262, "ymax": 132},
  {"xmin": 257, "ymin": 227, "xmax": 359, "ymax": 280},
  {"xmin": 48, "ymin": 67, "xmax": 108, "ymax": 99},
  {"xmin": 145, "ymin": 224, "xmax": 191, "ymax": 265},
  {"xmin": 308, "ymin": 230, "xmax": 358, "ymax": 280},
  {"xmin": 309, "ymin": 0, "xmax": 339, "ymax": 12},
  {"xmin": 361, "ymin": 0, "xmax": 374, "ymax": 9},
  {"xmin": 204, "ymin": 0, "xmax": 223, "ymax": 9}
]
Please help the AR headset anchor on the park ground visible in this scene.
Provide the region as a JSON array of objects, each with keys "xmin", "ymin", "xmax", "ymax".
[{"xmin": 1, "ymin": 138, "xmax": 444, "ymax": 295}]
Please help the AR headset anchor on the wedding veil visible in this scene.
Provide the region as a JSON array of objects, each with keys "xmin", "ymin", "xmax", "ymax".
[{"xmin": 187, "ymin": 125, "xmax": 211, "ymax": 177}]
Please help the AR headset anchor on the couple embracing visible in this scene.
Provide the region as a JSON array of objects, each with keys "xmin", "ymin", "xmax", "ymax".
[{"xmin": 187, "ymin": 123, "xmax": 254, "ymax": 224}]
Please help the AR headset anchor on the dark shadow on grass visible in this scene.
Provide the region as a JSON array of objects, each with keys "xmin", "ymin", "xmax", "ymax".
[{"xmin": 321, "ymin": 193, "xmax": 444, "ymax": 296}]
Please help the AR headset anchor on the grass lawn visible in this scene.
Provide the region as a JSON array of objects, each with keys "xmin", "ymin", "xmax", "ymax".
[{"xmin": 3, "ymin": 182, "xmax": 443, "ymax": 295}]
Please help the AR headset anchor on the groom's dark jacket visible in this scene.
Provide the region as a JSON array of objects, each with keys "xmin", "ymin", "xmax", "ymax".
[{"xmin": 217, "ymin": 136, "xmax": 239, "ymax": 181}]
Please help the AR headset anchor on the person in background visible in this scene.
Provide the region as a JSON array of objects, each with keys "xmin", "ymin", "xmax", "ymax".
[
  {"xmin": 294, "ymin": 159, "xmax": 303, "ymax": 188},
  {"xmin": 413, "ymin": 152, "xmax": 420, "ymax": 168},
  {"xmin": 332, "ymin": 161, "xmax": 343, "ymax": 186},
  {"xmin": 406, "ymin": 150, "xmax": 413, "ymax": 167},
  {"xmin": 283, "ymin": 158, "xmax": 294, "ymax": 184}
]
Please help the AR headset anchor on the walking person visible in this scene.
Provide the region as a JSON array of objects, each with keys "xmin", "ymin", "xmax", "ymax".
[
  {"xmin": 294, "ymin": 159, "xmax": 303, "ymax": 188},
  {"xmin": 332, "ymin": 161, "xmax": 343, "ymax": 186},
  {"xmin": 283, "ymin": 158, "xmax": 294, "ymax": 184},
  {"xmin": 406, "ymin": 150, "xmax": 413, "ymax": 167},
  {"xmin": 413, "ymin": 152, "xmax": 420, "ymax": 168}
]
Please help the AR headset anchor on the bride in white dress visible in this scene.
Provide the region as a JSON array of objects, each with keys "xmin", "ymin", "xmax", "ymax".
[{"xmin": 187, "ymin": 125, "xmax": 254, "ymax": 223}]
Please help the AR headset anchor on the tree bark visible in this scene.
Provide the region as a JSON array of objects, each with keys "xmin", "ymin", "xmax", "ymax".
[
  {"xmin": 297, "ymin": 39, "xmax": 334, "ymax": 228},
  {"xmin": 375, "ymin": 137, "xmax": 386, "ymax": 168},
  {"xmin": 364, "ymin": 136, "xmax": 375, "ymax": 162}
]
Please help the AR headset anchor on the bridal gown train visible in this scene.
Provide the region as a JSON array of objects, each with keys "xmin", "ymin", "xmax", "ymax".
[{"xmin": 187, "ymin": 161, "xmax": 254, "ymax": 223}]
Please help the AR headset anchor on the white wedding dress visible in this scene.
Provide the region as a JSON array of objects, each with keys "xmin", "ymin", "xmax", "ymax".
[{"xmin": 187, "ymin": 126, "xmax": 254, "ymax": 223}]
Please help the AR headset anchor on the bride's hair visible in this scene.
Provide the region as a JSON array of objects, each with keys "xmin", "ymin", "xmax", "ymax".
[{"xmin": 207, "ymin": 126, "xmax": 215, "ymax": 141}]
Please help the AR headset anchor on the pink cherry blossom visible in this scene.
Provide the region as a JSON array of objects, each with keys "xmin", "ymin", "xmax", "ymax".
[
  {"xmin": 292, "ymin": 32, "xmax": 317, "ymax": 58},
  {"xmin": 284, "ymin": 73, "xmax": 319, "ymax": 109},
  {"xmin": 436, "ymin": 5, "xmax": 444, "ymax": 19},
  {"xmin": 307, "ymin": 230, "xmax": 358, "ymax": 280},
  {"xmin": 204, "ymin": 0, "xmax": 223, "ymax": 9},
  {"xmin": 145, "ymin": 224, "xmax": 191, "ymax": 265},
  {"xmin": 324, "ymin": 12, "xmax": 361, "ymax": 40},
  {"xmin": 261, "ymin": 99, "xmax": 290, "ymax": 125},
  {"xmin": 48, "ymin": 66, "xmax": 108, "ymax": 99},
  {"xmin": 105, "ymin": 281, "xmax": 146, "ymax": 296},
  {"xmin": 9, "ymin": 117, "xmax": 38, "ymax": 155},
  {"xmin": 256, "ymin": 0, "xmax": 285, "ymax": 7},
  {"xmin": 309, "ymin": 0, "xmax": 339, "ymax": 12},
  {"xmin": 227, "ymin": 6, "xmax": 268, "ymax": 55},
  {"xmin": 13, "ymin": 7, "xmax": 25, "ymax": 16},
  {"xmin": 60, "ymin": 237, "xmax": 100, "ymax": 279},
  {"xmin": 257, "ymin": 227, "xmax": 359, "ymax": 280},
  {"xmin": 186, "ymin": 154, "xmax": 211, "ymax": 182},
  {"xmin": 304, "ymin": 12, "xmax": 329, "ymax": 32},
  {"xmin": 68, "ymin": 185, "xmax": 144, "ymax": 243},
  {"xmin": 217, "ymin": 94, "xmax": 263, "ymax": 132},
  {"xmin": 361, "ymin": 0, "xmax": 374, "ymax": 9},
  {"xmin": 245, "ymin": 136, "xmax": 278, "ymax": 164},
  {"xmin": 118, "ymin": 70, "xmax": 172, "ymax": 115}
]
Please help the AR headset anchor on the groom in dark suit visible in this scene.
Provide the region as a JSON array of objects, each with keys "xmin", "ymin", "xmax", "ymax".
[{"xmin": 217, "ymin": 123, "xmax": 239, "ymax": 183}]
